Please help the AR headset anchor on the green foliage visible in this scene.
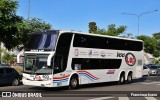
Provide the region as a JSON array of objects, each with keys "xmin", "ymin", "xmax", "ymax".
[
  {"xmin": 153, "ymin": 50, "xmax": 160, "ymax": 57},
  {"xmin": 153, "ymin": 32, "xmax": 160, "ymax": 39},
  {"xmin": 105, "ymin": 24, "xmax": 126, "ymax": 36},
  {"xmin": 89, "ymin": 22, "xmax": 127, "ymax": 36},
  {"xmin": 0, "ymin": 0, "xmax": 52, "ymax": 50},
  {"xmin": 89, "ymin": 22, "xmax": 97, "ymax": 33},
  {"xmin": 1, "ymin": 49, "xmax": 14, "ymax": 65},
  {"xmin": 152, "ymin": 58, "xmax": 160, "ymax": 64},
  {"xmin": 137, "ymin": 35, "xmax": 157, "ymax": 54},
  {"xmin": 0, "ymin": 0, "xmax": 23, "ymax": 50}
]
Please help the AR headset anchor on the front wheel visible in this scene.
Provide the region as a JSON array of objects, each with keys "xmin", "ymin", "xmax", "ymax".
[
  {"xmin": 68, "ymin": 76, "xmax": 79, "ymax": 90},
  {"xmin": 147, "ymin": 72, "xmax": 150, "ymax": 76},
  {"xmin": 12, "ymin": 78, "xmax": 19, "ymax": 86}
]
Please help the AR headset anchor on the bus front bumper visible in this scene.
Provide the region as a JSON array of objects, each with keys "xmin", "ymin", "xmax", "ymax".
[{"xmin": 22, "ymin": 79, "xmax": 53, "ymax": 87}]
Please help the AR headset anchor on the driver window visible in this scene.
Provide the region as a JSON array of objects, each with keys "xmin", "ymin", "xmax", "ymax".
[{"xmin": 54, "ymin": 55, "xmax": 63, "ymax": 73}]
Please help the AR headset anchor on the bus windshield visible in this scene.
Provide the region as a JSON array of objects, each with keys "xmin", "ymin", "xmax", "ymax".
[
  {"xmin": 24, "ymin": 55, "xmax": 52, "ymax": 74},
  {"xmin": 25, "ymin": 33, "xmax": 58, "ymax": 50}
]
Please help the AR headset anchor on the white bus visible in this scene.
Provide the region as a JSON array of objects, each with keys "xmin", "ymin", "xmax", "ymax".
[{"xmin": 22, "ymin": 30, "xmax": 143, "ymax": 89}]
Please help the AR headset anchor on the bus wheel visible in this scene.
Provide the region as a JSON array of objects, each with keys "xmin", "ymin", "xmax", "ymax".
[
  {"xmin": 118, "ymin": 74, "xmax": 125, "ymax": 85},
  {"xmin": 69, "ymin": 76, "xmax": 79, "ymax": 90},
  {"xmin": 127, "ymin": 73, "xmax": 132, "ymax": 84}
]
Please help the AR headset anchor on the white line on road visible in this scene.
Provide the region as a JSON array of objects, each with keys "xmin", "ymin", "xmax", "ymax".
[
  {"xmin": 142, "ymin": 81, "xmax": 160, "ymax": 84},
  {"xmin": 119, "ymin": 97, "xmax": 129, "ymax": 100},
  {"xmin": 88, "ymin": 97, "xmax": 114, "ymax": 100},
  {"xmin": 144, "ymin": 97, "xmax": 158, "ymax": 100}
]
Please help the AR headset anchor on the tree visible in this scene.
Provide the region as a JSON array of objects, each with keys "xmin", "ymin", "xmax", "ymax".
[
  {"xmin": 0, "ymin": 0, "xmax": 52, "ymax": 50},
  {"xmin": 17, "ymin": 18, "xmax": 52, "ymax": 50},
  {"xmin": 153, "ymin": 32, "xmax": 160, "ymax": 39},
  {"xmin": 2, "ymin": 51, "xmax": 14, "ymax": 65},
  {"xmin": 137, "ymin": 35, "xmax": 157, "ymax": 54},
  {"xmin": 153, "ymin": 50, "xmax": 160, "ymax": 57},
  {"xmin": 105, "ymin": 24, "xmax": 126, "ymax": 36},
  {"xmin": 88, "ymin": 22, "xmax": 97, "ymax": 33},
  {"xmin": 88, "ymin": 22, "xmax": 127, "ymax": 36},
  {"xmin": 0, "ymin": 0, "xmax": 23, "ymax": 50}
]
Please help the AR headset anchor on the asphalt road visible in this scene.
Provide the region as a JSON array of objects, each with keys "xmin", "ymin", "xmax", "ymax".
[{"xmin": 0, "ymin": 76, "xmax": 160, "ymax": 100}]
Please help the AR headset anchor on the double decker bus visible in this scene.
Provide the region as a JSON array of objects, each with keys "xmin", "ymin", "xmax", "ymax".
[{"xmin": 22, "ymin": 30, "xmax": 143, "ymax": 89}]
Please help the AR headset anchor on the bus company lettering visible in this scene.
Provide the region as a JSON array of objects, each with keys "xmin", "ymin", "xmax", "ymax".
[
  {"xmin": 117, "ymin": 52, "xmax": 125, "ymax": 57},
  {"xmin": 117, "ymin": 52, "xmax": 136, "ymax": 66}
]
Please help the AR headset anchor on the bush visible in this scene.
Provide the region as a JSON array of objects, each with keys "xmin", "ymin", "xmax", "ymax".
[{"xmin": 152, "ymin": 58, "xmax": 160, "ymax": 64}]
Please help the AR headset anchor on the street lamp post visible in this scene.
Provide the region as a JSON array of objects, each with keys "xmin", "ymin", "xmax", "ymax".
[
  {"xmin": 122, "ymin": 10, "xmax": 158, "ymax": 36},
  {"xmin": 28, "ymin": 0, "xmax": 30, "ymax": 19}
]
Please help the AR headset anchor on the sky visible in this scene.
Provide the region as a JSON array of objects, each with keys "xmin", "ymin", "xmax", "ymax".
[{"xmin": 17, "ymin": 0, "xmax": 160, "ymax": 37}]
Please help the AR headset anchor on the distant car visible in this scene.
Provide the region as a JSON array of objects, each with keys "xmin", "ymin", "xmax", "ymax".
[
  {"xmin": 145, "ymin": 64, "xmax": 156, "ymax": 68},
  {"xmin": 143, "ymin": 65, "xmax": 150, "ymax": 76},
  {"xmin": 149, "ymin": 65, "xmax": 160, "ymax": 76},
  {"xmin": 0, "ymin": 67, "xmax": 21, "ymax": 86}
]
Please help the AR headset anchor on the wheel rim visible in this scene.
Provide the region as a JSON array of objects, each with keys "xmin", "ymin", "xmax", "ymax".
[
  {"xmin": 128, "ymin": 75, "xmax": 132, "ymax": 82},
  {"xmin": 121, "ymin": 76, "xmax": 124, "ymax": 83},
  {"xmin": 71, "ymin": 78, "xmax": 77, "ymax": 87},
  {"xmin": 14, "ymin": 79, "xmax": 19, "ymax": 85}
]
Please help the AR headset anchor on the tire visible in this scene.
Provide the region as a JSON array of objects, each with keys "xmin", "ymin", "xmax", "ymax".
[
  {"xmin": 118, "ymin": 74, "xmax": 125, "ymax": 85},
  {"xmin": 126, "ymin": 73, "xmax": 132, "ymax": 84},
  {"xmin": 156, "ymin": 72, "xmax": 159, "ymax": 76},
  {"xmin": 12, "ymin": 78, "xmax": 19, "ymax": 86},
  {"xmin": 68, "ymin": 76, "xmax": 79, "ymax": 90}
]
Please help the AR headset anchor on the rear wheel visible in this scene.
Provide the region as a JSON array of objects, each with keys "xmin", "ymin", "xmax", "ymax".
[
  {"xmin": 118, "ymin": 74, "xmax": 125, "ymax": 85},
  {"xmin": 68, "ymin": 76, "xmax": 79, "ymax": 90},
  {"xmin": 127, "ymin": 73, "xmax": 132, "ymax": 83},
  {"xmin": 156, "ymin": 72, "xmax": 159, "ymax": 76}
]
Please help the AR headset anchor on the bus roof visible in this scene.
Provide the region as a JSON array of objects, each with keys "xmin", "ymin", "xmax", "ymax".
[
  {"xmin": 59, "ymin": 30, "xmax": 143, "ymax": 42},
  {"xmin": 30, "ymin": 30, "xmax": 143, "ymax": 42}
]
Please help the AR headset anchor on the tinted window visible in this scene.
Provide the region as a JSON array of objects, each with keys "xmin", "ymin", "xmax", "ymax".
[
  {"xmin": 26, "ymin": 32, "xmax": 58, "ymax": 50},
  {"xmin": 73, "ymin": 34, "xmax": 143, "ymax": 51},
  {"xmin": 5, "ymin": 68, "xmax": 13, "ymax": 73},
  {"xmin": 72, "ymin": 58, "xmax": 122, "ymax": 70},
  {"xmin": 0, "ymin": 68, "xmax": 4, "ymax": 74}
]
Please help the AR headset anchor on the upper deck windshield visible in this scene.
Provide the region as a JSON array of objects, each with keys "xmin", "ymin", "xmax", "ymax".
[
  {"xmin": 24, "ymin": 55, "xmax": 52, "ymax": 74},
  {"xmin": 25, "ymin": 32, "xmax": 58, "ymax": 51}
]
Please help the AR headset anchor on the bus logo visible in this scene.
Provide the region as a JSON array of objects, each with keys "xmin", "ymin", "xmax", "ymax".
[
  {"xmin": 88, "ymin": 50, "xmax": 92, "ymax": 56},
  {"xmin": 125, "ymin": 53, "xmax": 136, "ymax": 66},
  {"xmin": 74, "ymin": 49, "xmax": 79, "ymax": 56},
  {"xmin": 101, "ymin": 51, "xmax": 105, "ymax": 57}
]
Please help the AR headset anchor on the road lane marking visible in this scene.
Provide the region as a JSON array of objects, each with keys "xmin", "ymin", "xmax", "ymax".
[
  {"xmin": 119, "ymin": 97, "xmax": 129, "ymax": 100},
  {"xmin": 88, "ymin": 97, "xmax": 114, "ymax": 100},
  {"xmin": 142, "ymin": 81, "xmax": 160, "ymax": 84},
  {"xmin": 144, "ymin": 97, "xmax": 158, "ymax": 100}
]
